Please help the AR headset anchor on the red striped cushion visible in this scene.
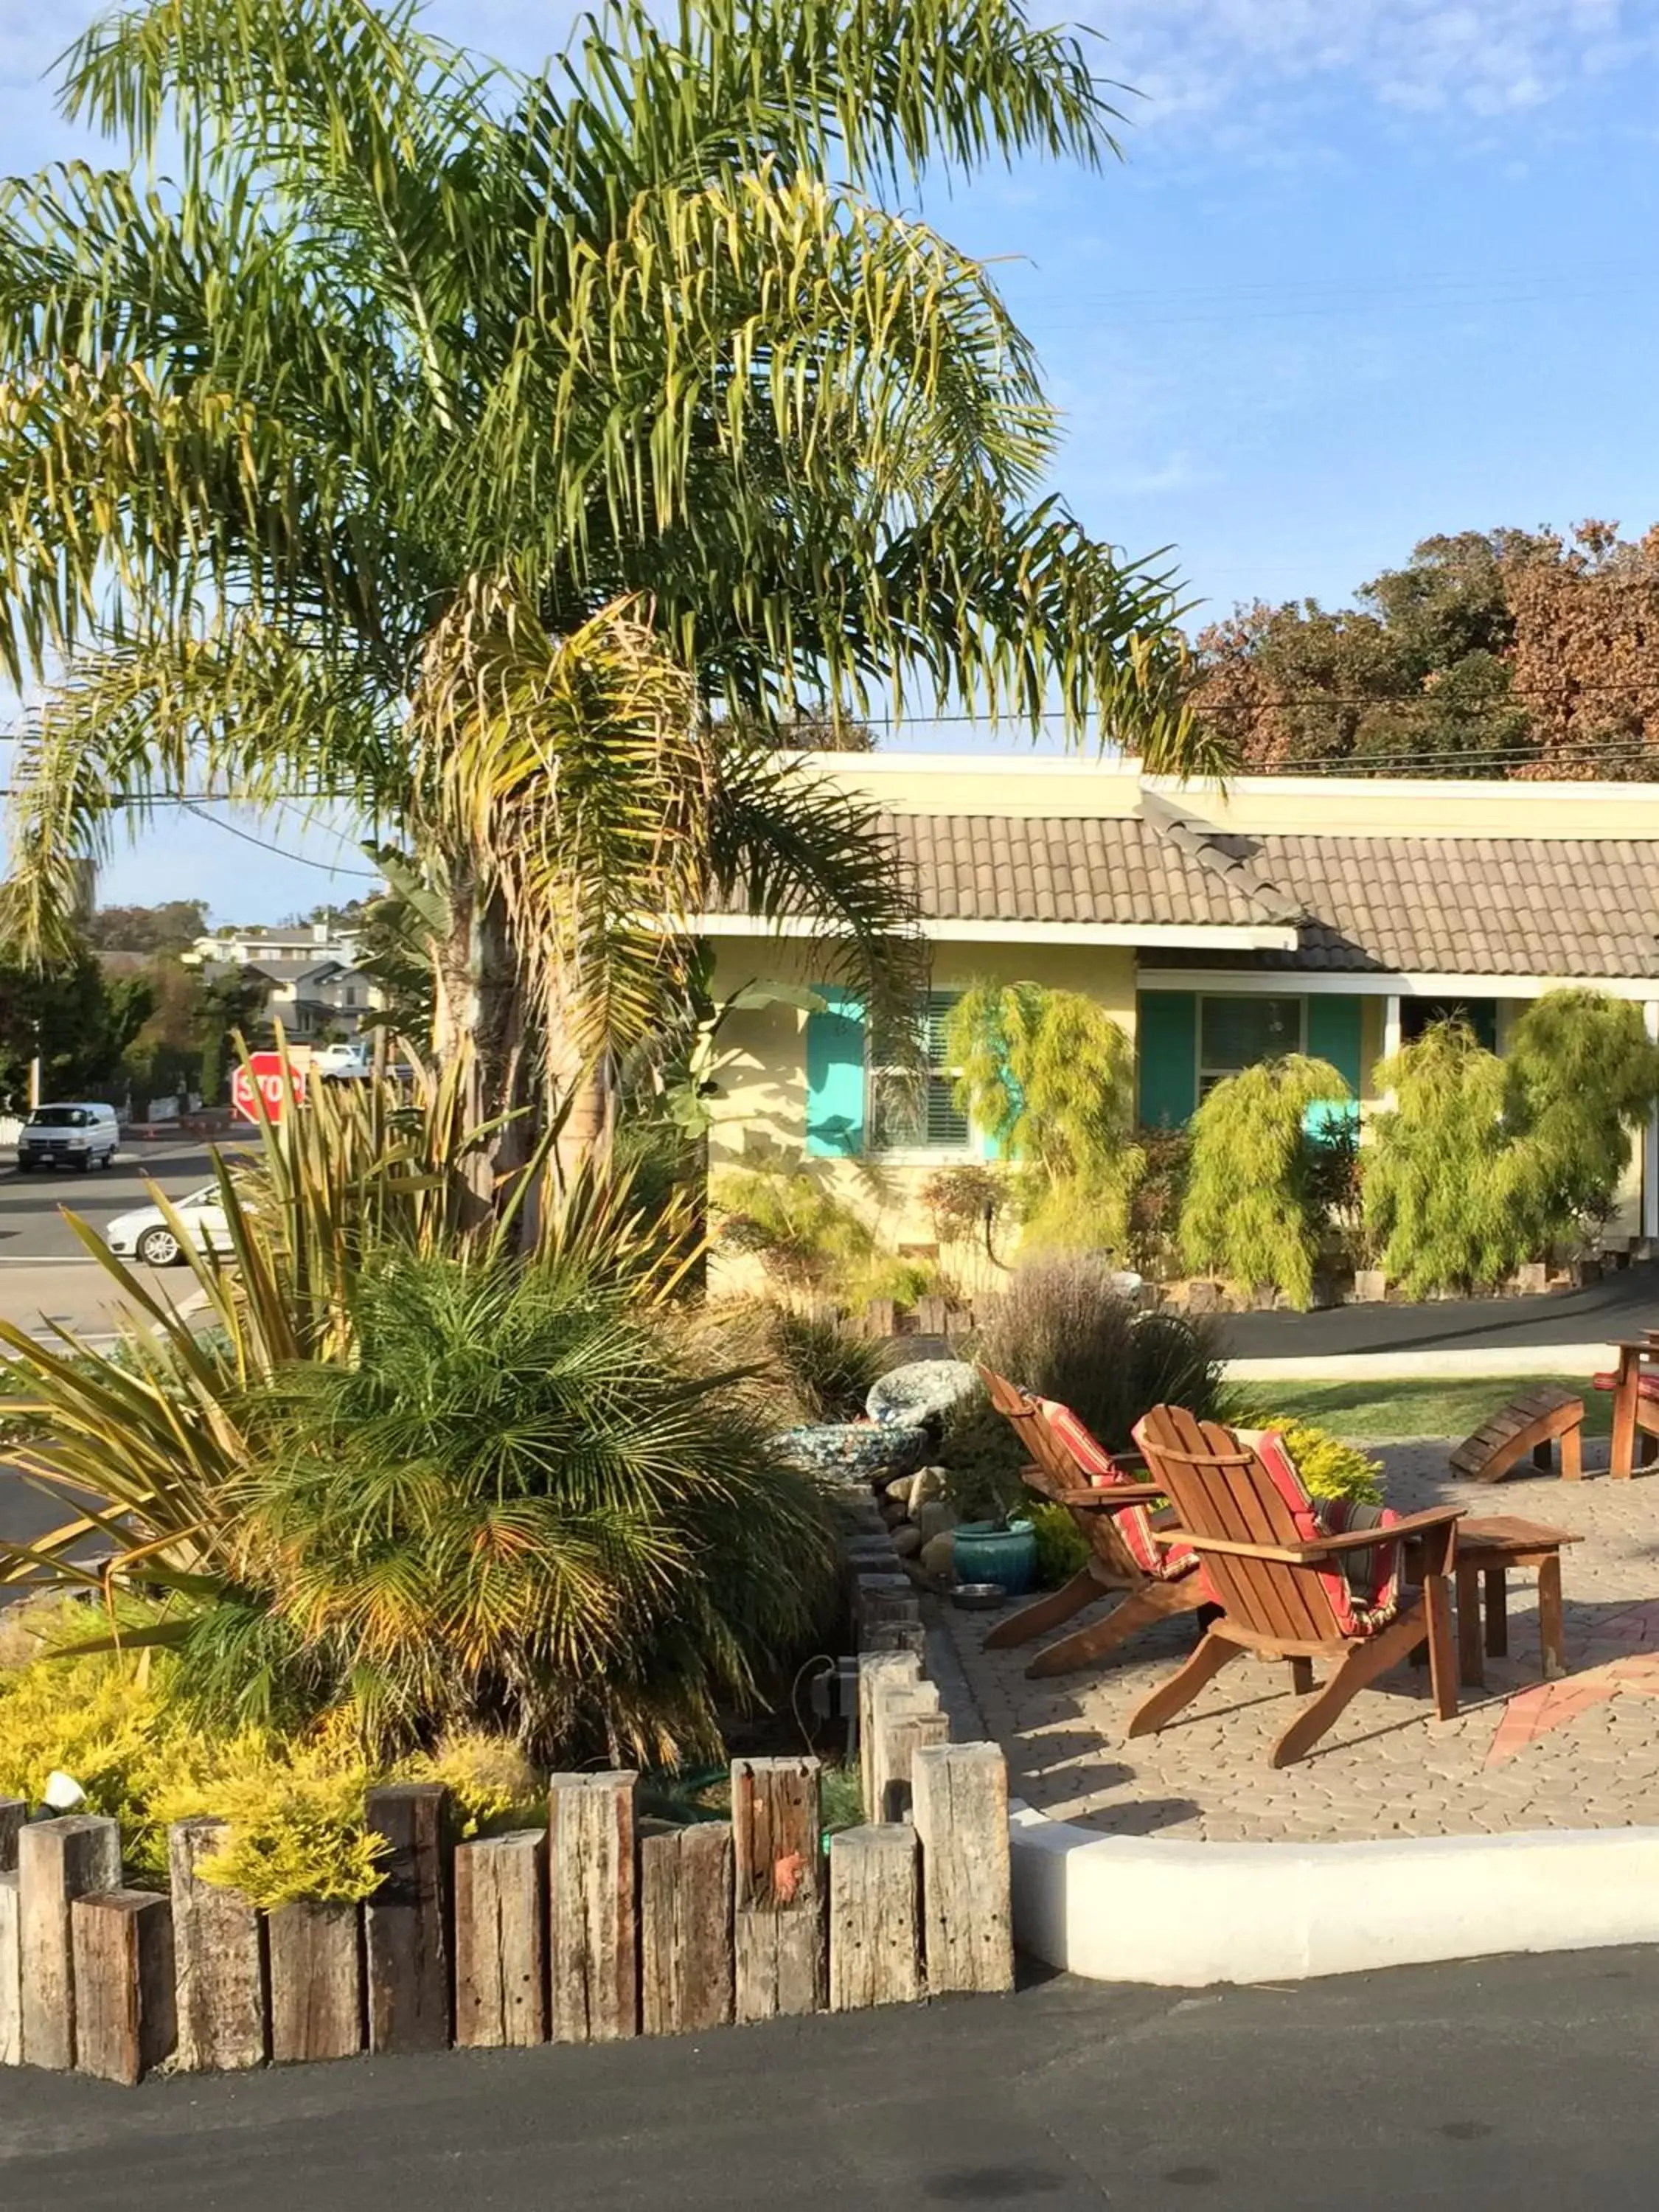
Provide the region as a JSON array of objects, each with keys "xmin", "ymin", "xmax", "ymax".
[
  {"xmin": 1591, "ymin": 1370, "xmax": 1659, "ymax": 1400},
  {"xmin": 1041, "ymin": 1399, "xmax": 1197, "ymax": 1582},
  {"xmin": 1248, "ymin": 1430, "xmax": 1402, "ymax": 1639}
]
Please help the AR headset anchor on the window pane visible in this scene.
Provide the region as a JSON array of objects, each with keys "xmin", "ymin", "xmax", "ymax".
[
  {"xmin": 924, "ymin": 1074, "xmax": 970, "ymax": 1148},
  {"xmin": 870, "ymin": 1068, "xmax": 926, "ymax": 1150},
  {"xmin": 869, "ymin": 990, "xmax": 967, "ymax": 1151},
  {"xmin": 1200, "ymin": 996, "xmax": 1301, "ymax": 1074}
]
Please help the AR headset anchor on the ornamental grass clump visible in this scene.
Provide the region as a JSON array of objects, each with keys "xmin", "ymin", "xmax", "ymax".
[
  {"xmin": 1178, "ymin": 1054, "xmax": 1351, "ymax": 1308},
  {"xmin": 940, "ymin": 1254, "xmax": 1225, "ymax": 1517},
  {"xmin": 946, "ymin": 982, "xmax": 1144, "ymax": 1252}
]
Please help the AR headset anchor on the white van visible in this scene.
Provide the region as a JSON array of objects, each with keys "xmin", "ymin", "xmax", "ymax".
[{"xmin": 15, "ymin": 1102, "xmax": 120, "ymax": 1172}]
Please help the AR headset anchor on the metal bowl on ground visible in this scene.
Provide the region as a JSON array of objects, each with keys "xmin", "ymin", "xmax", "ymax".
[{"xmin": 951, "ymin": 1582, "xmax": 1007, "ymax": 1610}]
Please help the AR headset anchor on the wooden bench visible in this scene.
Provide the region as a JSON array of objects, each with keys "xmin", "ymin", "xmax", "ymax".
[{"xmin": 1448, "ymin": 1386, "xmax": 1584, "ymax": 1484}]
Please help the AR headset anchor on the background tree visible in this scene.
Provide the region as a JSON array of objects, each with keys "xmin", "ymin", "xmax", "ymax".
[
  {"xmin": 1189, "ymin": 522, "xmax": 1659, "ymax": 779},
  {"xmin": 0, "ymin": 0, "xmax": 1217, "ymax": 1187},
  {"xmin": 83, "ymin": 899, "xmax": 209, "ymax": 954},
  {"xmin": 0, "ymin": 940, "xmax": 153, "ymax": 1107}
]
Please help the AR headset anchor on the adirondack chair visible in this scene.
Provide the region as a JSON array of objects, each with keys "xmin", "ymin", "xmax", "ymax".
[
  {"xmin": 1592, "ymin": 1338, "xmax": 1659, "ymax": 1476},
  {"xmin": 976, "ymin": 1367, "xmax": 1207, "ymax": 1677},
  {"xmin": 1127, "ymin": 1404, "xmax": 1463, "ymax": 1767}
]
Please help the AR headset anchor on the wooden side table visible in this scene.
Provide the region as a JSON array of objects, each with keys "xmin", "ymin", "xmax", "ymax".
[{"xmin": 1452, "ymin": 1517, "xmax": 1582, "ymax": 1688}]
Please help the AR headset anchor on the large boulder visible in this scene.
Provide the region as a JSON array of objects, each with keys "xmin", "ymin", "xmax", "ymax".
[
  {"xmin": 775, "ymin": 1422, "xmax": 930, "ymax": 1483},
  {"xmin": 866, "ymin": 1359, "xmax": 978, "ymax": 1430}
]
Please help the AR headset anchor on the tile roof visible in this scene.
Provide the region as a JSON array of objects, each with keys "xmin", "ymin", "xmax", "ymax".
[
  {"xmin": 1207, "ymin": 832, "xmax": 1659, "ymax": 977},
  {"xmin": 713, "ymin": 811, "xmax": 1298, "ymax": 931},
  {"xmin": 714, "ymin": 802, "xmax": 1659, "ymax": 976}
]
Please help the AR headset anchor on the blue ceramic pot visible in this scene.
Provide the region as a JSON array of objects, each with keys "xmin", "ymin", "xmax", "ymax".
[{"xmin": 952, "ymin": 1517, "xmax": 1037, "ymax": 1598}]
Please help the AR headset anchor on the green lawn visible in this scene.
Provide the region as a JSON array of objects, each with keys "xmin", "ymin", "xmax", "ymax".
[{"xmin": 1234, "ymin": 1376, "xmax": 1609, "ymax": 1446}]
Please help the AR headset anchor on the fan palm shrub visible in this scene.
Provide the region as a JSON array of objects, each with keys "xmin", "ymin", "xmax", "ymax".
[
  {"xmin": 1178, "ymin": 1054, "xmax": 1351, "ymax": 1308},
  {"xmin": 210, "ymin": 1252, "xmax": 839, "ymax": 1762},
  {"xmin": 0, "ymin": 1048, "xmax": 695, "ymax": 1611}
]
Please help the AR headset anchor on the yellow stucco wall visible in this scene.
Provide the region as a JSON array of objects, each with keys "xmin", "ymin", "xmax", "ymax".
[{"xmin": 706, "ymin": 939, "xmax": 1138, "ymax": 1294}]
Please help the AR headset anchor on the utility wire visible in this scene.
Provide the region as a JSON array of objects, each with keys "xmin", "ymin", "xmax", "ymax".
[{"xmin": 181, "ymin": 802, "xmax": 380, "ymax": 876}]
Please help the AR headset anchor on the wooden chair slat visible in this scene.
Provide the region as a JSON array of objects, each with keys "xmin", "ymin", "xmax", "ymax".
[
  {"xmin": 1130, "ymin": 1402, "xmax": 1462, "ymax": 1764},
  {"xmin": 973, "ymin": 1367, "xmax": 1204, "ymax": 1671}
]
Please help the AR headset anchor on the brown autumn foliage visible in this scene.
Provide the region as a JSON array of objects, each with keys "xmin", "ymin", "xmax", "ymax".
[{"xmin": 1190, "ymin": 522, "xmax": 1659, "ymax": 779}]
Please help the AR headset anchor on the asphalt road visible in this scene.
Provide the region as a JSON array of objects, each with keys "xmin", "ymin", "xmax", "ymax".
[
  {"xmin": 1220, "ymin": 1262, "xmax": 1659, "ymax": 1360},
  {"xmin": 0, "ymin": 1133, "xmax": 254, "ymax": 1339},
  {"xmin": 0, "ymin": 1133, "xmax": 254, "ymax": 1568},
  {"xmin": 1, "ymin": 1949, "xmax": 1656, "ymax": 2208}
]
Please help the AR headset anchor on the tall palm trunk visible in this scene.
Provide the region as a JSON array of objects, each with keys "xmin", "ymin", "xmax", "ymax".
[{"xmin": 431, "ymin": 859, "xmax": 531, "ymax": 1200}]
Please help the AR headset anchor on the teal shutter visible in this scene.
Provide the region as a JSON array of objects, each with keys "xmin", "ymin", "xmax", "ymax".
[
  {"xmin": 804, "ymin": 987, "xmax": 866, "ymax": 1157},
  {"xmin": 1305, "ymin": 995, "xmax": 1363, "ymax": 1096},
  {"xmin": 1304, "ymin": 994, "xmax": 1363, "ymax": 1143},
  {"xmin": 1137, "ymin": 993, "xmax": 1197, "ymax": 1128}
]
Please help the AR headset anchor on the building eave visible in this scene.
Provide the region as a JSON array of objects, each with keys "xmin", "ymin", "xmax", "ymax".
[{"xmin": 682, "ymin": 914, "xmax": 1301, "ymax": 952}]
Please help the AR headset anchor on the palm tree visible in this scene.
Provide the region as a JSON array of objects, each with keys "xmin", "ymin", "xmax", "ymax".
[{"xmin": 0, "ymin": 0, "xmax": 1223, "ymax": 1172}]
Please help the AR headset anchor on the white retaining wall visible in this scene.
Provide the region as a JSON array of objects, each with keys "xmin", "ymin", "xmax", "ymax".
[{"xmin": 1009, "ymin": 1804, "xmax": 1659, "ymax": 1985}]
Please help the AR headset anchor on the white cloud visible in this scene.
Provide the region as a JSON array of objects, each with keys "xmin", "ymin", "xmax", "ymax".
[{"xmin": 1094, "ymin": 0, "xmax": 1651, "ymax": 133}]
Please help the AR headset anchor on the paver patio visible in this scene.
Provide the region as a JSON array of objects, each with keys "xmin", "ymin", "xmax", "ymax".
[{"xmin": 946, "ymin": 1441, "xmax": 1659, "ymax": 1840}]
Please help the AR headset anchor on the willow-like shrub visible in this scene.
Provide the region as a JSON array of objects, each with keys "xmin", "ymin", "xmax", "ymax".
[
  {"xmin": 946, "ymin": 982, "xmax": 1142, "ymax": 1251},
  {"xmin": 1506, "ymin": 990, "xmax": 1659, "ymax": 1234},
  {"xmin": 1364, "ymin": 996, "xmax": 1659, "ymax": 1296},
  {"xmin": 1177, "ymin": 1055, "xmax": 1350, "ymax": 1308}
]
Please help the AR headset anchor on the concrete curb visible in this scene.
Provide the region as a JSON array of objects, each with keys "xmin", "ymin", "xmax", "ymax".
[
  {"xmin": 1225, "ymin": 1345, "xmax": 1614, "ymax": 1381},
  {"xmin": 1007, "ymin": 1802, "xmax": 1659, "ymax": 1984}
]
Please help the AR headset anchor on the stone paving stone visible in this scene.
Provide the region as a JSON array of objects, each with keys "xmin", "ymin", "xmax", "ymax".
[{"xmin": 950, "ymin": 1443, "xmax": 1659, "ymax": 1843}]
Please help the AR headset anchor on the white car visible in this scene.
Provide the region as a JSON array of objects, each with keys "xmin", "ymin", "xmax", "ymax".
[{"xmin": 104, "ymin": 1183, "xmax": 231, "ymax": 1267}]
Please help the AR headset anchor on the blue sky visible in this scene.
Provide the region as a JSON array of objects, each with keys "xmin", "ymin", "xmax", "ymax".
[{"xmin": 4, "ymin": 0, "xmax": 1659, "ymax": 919}]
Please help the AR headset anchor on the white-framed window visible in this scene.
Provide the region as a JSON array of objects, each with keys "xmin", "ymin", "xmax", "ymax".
[
  {"xmin": 1197, "ymin": 994, "xmax": 1304, "ymax": 1099},
  {"xmin": 868, "ymin": 990, "xmax": 972, "ymax": 1155}
]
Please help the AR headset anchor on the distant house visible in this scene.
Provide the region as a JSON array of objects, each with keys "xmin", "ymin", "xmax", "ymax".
[
  {"xmin": 699, "ymin": 754, "xmax": 1659, "ymax": 1250},
  {"xmin": 234, "ymin": 958, "xmax": 373, "ymax": 1042},
  {"xmin": 186, "ymin": 922, "xmax": 375, "ymax": 1042}
]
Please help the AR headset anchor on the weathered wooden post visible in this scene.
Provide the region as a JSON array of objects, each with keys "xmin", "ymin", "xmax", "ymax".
[
  {"xmin": 639, "ymin": 1822, "xmax": 733, "ymax": 2036},
  {"xmin": 169, "ymin": 1817, "xmax": 267, "ymax": 2071},
  {"xmin": 0, "ymin": 1801, "xmax": 23, "ymax": 1874},
  {"xmin": 71, "ymin": 1891, "xmax": 176, "ymax": 2085},
  {"xmin": 454, "ymin": 1831, "xmax": 547, "ymax": 2049},
  {"xmin": 870, "ymin": 1679, "xmax": 948, "ymax": 1823},
  {"xmin": 267, "ymin": 1902, "xmax": 364, "ymax": 2064},
  {"xmin": 857, "ymin": 1650, "xmax": 920, "ymax": 1815},
  {"xmin": 828, "ymin": 1825, "xmax": 921, "ymax": 2011},
  {"xmin": 547, "ymin": 1773, "xmax": 637, "ymax": 2043},
  {"xmin": 731, "ymin": 1757, "xmax": 824, "ymax": 2022},
  {"xmin": 911, "ymin": 1743, "xmax": 1014, "ymax": 1994},
  {"xmin": 364, "ymin": 1784, "xmax": 452, "ymax": 2054},
  {"xmin": 20, "ymin": 1815, "xmax": 122, "ymax": 2070}
]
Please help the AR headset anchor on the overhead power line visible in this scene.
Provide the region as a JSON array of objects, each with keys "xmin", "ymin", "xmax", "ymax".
[{"xmin": 181, "ymin": 802, "xmax": 380, "ymax": 876}]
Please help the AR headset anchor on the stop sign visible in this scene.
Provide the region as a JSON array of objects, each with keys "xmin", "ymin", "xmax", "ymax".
[{"xmin": 232, "ymin": 1052, "xmax": 309, "ymax": 1127}]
